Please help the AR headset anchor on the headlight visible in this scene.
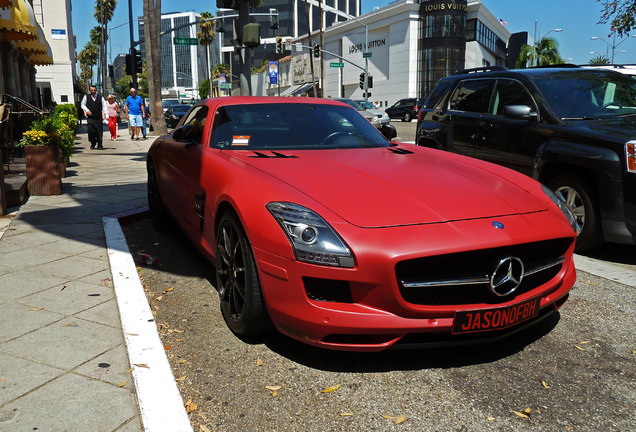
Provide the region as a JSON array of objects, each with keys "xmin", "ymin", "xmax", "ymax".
[
  {"xmin": 542, "ymin": 184, "xmax": 580, "ymax": 234},
  {"xmin": 267, "ymin": 202, "xmax": 354, "ymax": 268}
]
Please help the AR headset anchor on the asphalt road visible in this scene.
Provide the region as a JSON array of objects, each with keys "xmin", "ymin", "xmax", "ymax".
[{"xmin": 123, "ymin": 217, "xmax": 635, "ymax": 432}]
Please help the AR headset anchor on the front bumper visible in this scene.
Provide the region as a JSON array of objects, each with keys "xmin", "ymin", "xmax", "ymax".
[{"xmin": 253, "ymin": 213, "xmax": 577, "ymax": 351}]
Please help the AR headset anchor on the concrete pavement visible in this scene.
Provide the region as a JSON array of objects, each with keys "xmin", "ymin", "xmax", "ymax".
[{"xmin": 0, "ymin": 125, "xmax": 178, "ymax": 431}]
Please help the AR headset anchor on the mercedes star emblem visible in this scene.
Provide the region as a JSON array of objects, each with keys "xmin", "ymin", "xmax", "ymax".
[{"xmin": 489, "ymin": 256, "xmax": 524, "ymax": 296}]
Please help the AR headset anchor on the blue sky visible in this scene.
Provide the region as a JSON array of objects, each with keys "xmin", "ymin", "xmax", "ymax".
[{"xmin": 71, "ymin": 0, "xmax": 636, "ymax": 65}]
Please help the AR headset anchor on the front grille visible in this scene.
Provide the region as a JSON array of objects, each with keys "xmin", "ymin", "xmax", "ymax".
[
  {"xmin": 395, "ymin": 238, "xmax": 572, "ymax": 306},
  {"xmin": 304, "ymin": 277, "xmax": 353, "ymax": 303}
]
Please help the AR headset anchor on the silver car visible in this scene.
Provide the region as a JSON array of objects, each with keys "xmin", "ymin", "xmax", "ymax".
[
  {"xmin": 354, "ymin": 99, "xmax": 391, "ymax": 126},
  {"xmin": 332, "ymin": 98, "xmax": 385, "ymax": 129}
]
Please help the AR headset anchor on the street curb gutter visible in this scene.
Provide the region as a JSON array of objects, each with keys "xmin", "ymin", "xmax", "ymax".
[{"xmin": 103, "ymin": 213, "xmax": 194, "ymax": 432}]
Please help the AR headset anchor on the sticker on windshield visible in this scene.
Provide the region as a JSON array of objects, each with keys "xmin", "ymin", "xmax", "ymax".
[{"xmin": 232, "ymin": 135, "xmax": 250, "ymax": 146}]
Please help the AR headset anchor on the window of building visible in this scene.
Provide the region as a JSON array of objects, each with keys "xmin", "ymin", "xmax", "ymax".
[{"xmin": 467, "ymin": 19, "xmax": 506, "ymax": 59}]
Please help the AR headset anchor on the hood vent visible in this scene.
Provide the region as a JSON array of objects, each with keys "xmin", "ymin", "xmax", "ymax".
[
  {"xmin": 248, "ymin": 151, "xmax": 298, "ymax": 159},
  {"xmin": 388, "ymin": 147, "xmax": 414, "ymax": 154}
]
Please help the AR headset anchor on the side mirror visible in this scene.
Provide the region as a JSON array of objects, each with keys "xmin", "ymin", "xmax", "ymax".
[
  {"xmin": 172, "ymin": 124, "xmax": 195, "ymax": 142},
  {"xmin": 381, "ymin": 124, "xmax": 397, "ymax": 140},
  {"xmin": 503, "ymin": 105, "xmax": 538, "ymax": 120}
]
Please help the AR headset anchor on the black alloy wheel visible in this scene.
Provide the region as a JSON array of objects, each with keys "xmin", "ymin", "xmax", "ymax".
[
  {"xmin": 403, "ymin": 111, "xmax": 412, "ymax": 122},
  {"xmin": 216, "ymin": 212, "xmax": 269, "ymax": 335},
  {"xmin": 147, "ymin": 161, "xmax": 169, "ymax": 230}
]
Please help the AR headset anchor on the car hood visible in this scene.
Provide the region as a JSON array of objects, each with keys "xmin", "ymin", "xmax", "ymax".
[
  {"xmin": 228, "ymin": 147, "xmax": 547, "ymax": 228},
  {"xmin": 567, "ymin": 115, "xmax": 636, "ymax": 141}
]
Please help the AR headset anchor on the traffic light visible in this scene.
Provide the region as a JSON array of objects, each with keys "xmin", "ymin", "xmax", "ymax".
[
  {"xmin": 367, "ymin": 75, "xmax": 373, "ymax": 89},
  {"xmin": 125, "ymin": 54, "xmax": 132, "ymax": 75},
  {"xmin": 314, "ymin": 45, "xmax": 320, "ymax": 58},
  {"xmin": 108, "ymin": 65, "xmax": 114, "ymax": 77},
  {"xmin": 135, "ymin": 51, "xmax": 142, "ymax": 71},
  {"xmin": 359, "ymin": 72, "xmax": 365, "ymax": 89},
  {"xmin": 270, "ymin": 8, "xmax": 279, "ymax": 29},
  {"xmin": 276, "ymin": 36, "xmax": 283, "ymax": 54}
]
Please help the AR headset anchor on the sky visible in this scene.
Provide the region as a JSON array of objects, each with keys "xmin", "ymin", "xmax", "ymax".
[{"xmin": 71, "ymin": 0, "xmax": 636, "ymax": 66}]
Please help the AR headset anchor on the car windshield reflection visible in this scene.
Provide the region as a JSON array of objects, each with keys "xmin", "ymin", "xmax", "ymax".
[{"xmin": 210, "ymin": 103, "xmax": 389, "ymax": 150}]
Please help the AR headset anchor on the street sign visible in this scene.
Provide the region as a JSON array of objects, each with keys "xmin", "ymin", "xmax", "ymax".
[
  {"xmin": 363, "ymin": 52, "xmax": 372, "ymax": 58},
  {"xmin": 330, "ymin": 62, "xmax": 344, "ymax": 68},
  {"xmin": 220, "ymin": 83, "xmax": 232, "ymax": 90},
  {"xmin": 174, "ymin": 37, "xmax": 198, "ymax": 45}
]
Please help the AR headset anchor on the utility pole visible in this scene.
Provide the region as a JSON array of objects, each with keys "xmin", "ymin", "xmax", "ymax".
[
  {"xmin": 128, "ymin": 0, "xmax": 138, "ymax": 89},
  {"xmin": 236, "ymin": 0, "xmax": 251, "ymax": 96}
]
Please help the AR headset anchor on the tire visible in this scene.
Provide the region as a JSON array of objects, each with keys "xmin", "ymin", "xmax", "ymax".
[
  {"xmin": 549, "ymin": 174, "xmax": 603, "ymax": 252},
  {"xmin": 147, "ymin": 161, "xmax": 170, "ymax": 231},
  {"xmin": 403, "ymin": 111, "xmax": 412, "ymax": 122},
  {"xmin": 216, "ymin": 212, "xmax": 269, "ymax": 335}
]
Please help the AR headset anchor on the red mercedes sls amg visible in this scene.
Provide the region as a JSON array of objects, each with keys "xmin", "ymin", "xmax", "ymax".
[{"xmin": 146, "ymin": 96, "xmax": 578, "ymax": 351}]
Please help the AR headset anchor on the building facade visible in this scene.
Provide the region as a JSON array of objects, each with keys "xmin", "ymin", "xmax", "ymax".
[
  {"xmin": 253, "ymin": 0, "xmax": 510, "ymax": 106},
  {"xmin": 139, "ymin": 11, "xmax": 210, "ymax": 101}
]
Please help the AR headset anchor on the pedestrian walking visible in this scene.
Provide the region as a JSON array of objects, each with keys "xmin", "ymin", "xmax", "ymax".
[
  {"xmin": 141, "ymin": 106, "xmax": 151, "ymax": 139},
  {"xmin": 125, "ymin": 88, "xmax": 145, "ymax": 141},
  {"xmin": 80, "ymin": 84, "xmax": 108, "ymax": 149},
  {"xmin": 106, "ymin": 94, "xmax": 121, "ymax": 141}
]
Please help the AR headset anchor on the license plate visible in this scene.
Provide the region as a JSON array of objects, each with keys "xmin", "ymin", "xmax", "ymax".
[{"xmin": 452, "ymin": 297, "xmax": 541, "ymax": 334}]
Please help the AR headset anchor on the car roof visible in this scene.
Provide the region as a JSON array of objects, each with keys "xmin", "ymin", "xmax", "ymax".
[{"xmin": 441, "ymin": 65, "xmax": 628, "ymax": 82}]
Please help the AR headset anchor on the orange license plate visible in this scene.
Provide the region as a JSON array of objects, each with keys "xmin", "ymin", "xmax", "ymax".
[{"xmin": 452, "ymin": 297, "xmax": 541, "ymax": 334}]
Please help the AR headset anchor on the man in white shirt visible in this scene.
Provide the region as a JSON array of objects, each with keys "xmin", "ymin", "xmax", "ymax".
[{"xmin": 80, "ymin": 85, "xmax": 108, "ymax": 149}]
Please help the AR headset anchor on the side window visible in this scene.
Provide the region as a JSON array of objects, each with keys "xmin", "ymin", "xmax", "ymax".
[
  {"xmin": 181, "ymin": 106, "xmax": 208, "ymax": 144},
  {"xmin": 426, "ymin": 81, "xmax": 452, "ymax": 108},
  {"xmin": 489, "ymin": 79, "xmax": 536, "ymax": 116},
  {"xmin": 449, "ymin": 79, "xmax": 491, "ymax": 113}
]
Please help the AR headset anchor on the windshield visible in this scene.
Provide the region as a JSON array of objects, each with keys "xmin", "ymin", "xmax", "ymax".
[
  {"xmin": 356, "ymin": 100, "xmax": 375, "ymax": 110},
  {"xmin": 210, "ymin": 103, "xmax": 389, "ymax": 150},
  {"xmin": 171, "ymin": 105, "xmax": 190, "ymax": 114},
  {"xmin": 533, "ymin": 71, "xmax": 636, "ymax": 119}
]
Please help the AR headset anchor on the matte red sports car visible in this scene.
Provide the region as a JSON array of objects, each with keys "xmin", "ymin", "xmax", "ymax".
[{"xmin": 146, "ymin": 96, "xmax": 578, "ymax": 352}]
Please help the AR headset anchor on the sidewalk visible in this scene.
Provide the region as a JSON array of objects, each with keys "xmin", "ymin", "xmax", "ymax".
[{"xmin": 0, "ymin": 126, "xmax": 153, "ymax": 431}]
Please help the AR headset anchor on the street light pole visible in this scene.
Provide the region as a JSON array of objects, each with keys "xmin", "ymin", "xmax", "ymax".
[
  {"xmin": 591, "ymin": 33, "xmax": 636, "ymax": 63},
  {"xmin": 534, "ymin": 23, "xmax": 562, "ymax": 66}
]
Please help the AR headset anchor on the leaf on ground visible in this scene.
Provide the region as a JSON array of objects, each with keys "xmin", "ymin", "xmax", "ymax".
[
  {"xmin": 540, "ymin": 380, "xmax": 551, "ymax": 389},
  {"xmin": 165, "ymin": 286, "xmax": 175, "ymax": 293},
  {"xmin": 486, "ymin": 417, "xmax": 496, "ymax": 421},
  {"xmin": 321, "ymin": 384, "xmax": 341, "ymax": 393},
  {"xmin": 30, "ymin": 307, "xmax": 43, "ymax": 311},
  {"xmin": 578, "ymin": 340, "xmax": 590, "ymax": 344},
  {"xmin": 199, "ymin": 425, "xmax": 211, "ymax": 432},
  {"xmin": 60, "ymin": 285, "xmax": 67, "ymax": 291},
  {"xmin": 575, "ymin": 345, "xmax": 587, "ymax": 351},
  {"xmin": 513, "ymin": 407, "xmax": 531, "ymax": 419},
  {"xmin": 265, "ymin": 385, "xmax": 282, "ymax": 391},
  {"xmin": 156, "ymin": 296, "xmax": 163, "ymax": 301},
  {"xmin": 186, "ymin": 401, "xmax": 198, "ymax": 413},
  {"xmin": 394, "ymin": 415, "xmax": 407, "ymax": 424},
  {"xmin": 256, "ymin": 358, "xmax": 263, "ymax": 366},
  {"xmin": 134, "ymin": 363, "xmax": 149, "ymax": 368},
  {"xmin": 339, "ymin": 412, "xmax": 354, "ymax": 416},
  {"xmin": 176, "ymin": 376, "xmax": 187, "ymax": 381},
  {"xmin": 381, "ymin": 414, "xmax": 396, "ymax": 420},
  {"xmin": 117, "ymin": 379, "xmax": 129, "ymax": 388},
  {"xmin": 271, "ymin": 390, "xmax": 278, "ymax": 397}
]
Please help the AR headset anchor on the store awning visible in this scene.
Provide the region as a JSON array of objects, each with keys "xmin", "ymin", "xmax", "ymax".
[
  {"xmin": 0, "ymin": 0, "xmax": 37, "ymax": 41},
  {"xmin": 29, "ymin": 39, "xmax": 53, "ymax": 66},
  {"xmin": 290, "ymin": 82, "xmax": 317, "ymax": 96},
  {"xmin": 16, "ymin": 22, "xmax": 47, "ymax": 55},
  {"xmin": 0, "ymin": 1, "xmax": 13, "ymax": 9}
]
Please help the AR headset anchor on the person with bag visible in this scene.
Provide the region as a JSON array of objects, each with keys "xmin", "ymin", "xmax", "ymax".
[{"xmin": 106, "ymin": 94, "xmax": 121, "ymax": 140}]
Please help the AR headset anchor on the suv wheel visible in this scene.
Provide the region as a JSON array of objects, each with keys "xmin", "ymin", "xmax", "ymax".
[
  {"xmin": 549, "ymin": 175, "xmax": 603, "ymax": 252},
  {"xmin": 403, "ymin": 111, "xmax": 412, "ymax": 122}
]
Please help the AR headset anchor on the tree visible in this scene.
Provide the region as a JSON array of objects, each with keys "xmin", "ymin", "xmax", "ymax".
[
  {"xmin": 94, "ymin": 1, "xmax": 118, "ymax": 94},
  {"xmin": 212, "ymin": 63, "xmax": 230, "ymax": 79},
  {"xmin": 589, "ymin": 55, "xmax": 611, "ymax": 64},
  {"xmin": 199, "ymin": 79, "xmax": 210, "ymax": 99},
  {"xmin": 516, "ymin": 36, "xmax": 563, "ymax": 68},
  {"xmin": 78, "ymin": 42, "xmax": 99, "ymax": 90},
  {"xmin": 143, "ymin": 0, "xmax": 167, "ymax": 135},
  {"xmin": 197, "ymin": 11, "xmax": 216, "ymax": 86},
  {"xmin": 598, "ymin": 0, "xmax": 636, "ymax": 36}
]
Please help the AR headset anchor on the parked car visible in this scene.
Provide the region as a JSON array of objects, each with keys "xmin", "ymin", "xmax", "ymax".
[
  {"xmin": 162, "ymin": 98, "xmax": 181, "ymax": 113},
  {"xmin": 353, "ymin": 99, "xmax": 391, "ymax": 126},
  {"xmin": 385, "ymin": 97, "xmax": 426, "ymax": 122},
  {"xmin": 164, "ymin": 104, "xmax": 191, "ymax": 128},
  {"xmin": 583, "ymin": 64, "xmax": 636, "ymax": 79},
  {"xmin": 332, "ymin": 97, "xmax": 384, "ymax": 129},
  {"xmin": 416, "ymin": 66, "xmax": 636, "ymax": 252},
  {"xmin": 146, "ymin": 96, "xmax": 577, "ymax": 351}
]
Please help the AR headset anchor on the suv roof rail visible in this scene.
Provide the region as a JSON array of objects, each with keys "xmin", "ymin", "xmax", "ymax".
[
  {"xmin": 453, "ymin": 65, "xmax": 508, "ymax": 75},
  {"xmin": 583, "ymin": 64, "xmax": 636, "ymax": 68},
  {"xmin": 526, "ymin": 63, "xmax": 580, "ymax": 69}
]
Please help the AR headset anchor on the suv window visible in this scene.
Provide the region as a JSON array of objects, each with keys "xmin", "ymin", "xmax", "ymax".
[
  {"xmin": 449, "ymin": 79, "xmax": 491, "ymax": 113},
  {"xmin": 489, "ymin": 79, "xmax": 536, "ymax": 116}
]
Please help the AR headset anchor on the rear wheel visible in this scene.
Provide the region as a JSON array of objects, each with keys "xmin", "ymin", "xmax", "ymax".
[
  {"xmin": 147, "ymin": 161, "xmax": 169, "ymax": 231},
  {"xmin": 216, "ymin": 212, "xmax": 269, "ymax": 335},
  {"xmin": 549, "ymin": 174, "xmax": 603, "ymax": 252},
  {"xmin": 403, "ymin": 111, "xmax": 412, "ymax": 122}
]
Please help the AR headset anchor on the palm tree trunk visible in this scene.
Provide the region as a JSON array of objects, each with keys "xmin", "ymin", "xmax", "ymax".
[{"xmin": 144, "ymin": 0, "xmax": 167, "ymax": 135}]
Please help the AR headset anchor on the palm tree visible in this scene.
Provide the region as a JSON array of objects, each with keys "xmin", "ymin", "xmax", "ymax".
[
  {"xmin": 143, "ymin": 0, "xmax": 167, "ymax": 135},
  {"xmin": 516, "ymin": 36, "xmax": 563, "ymax": 68},
  {"xmin": 94, "ymin": 0, "xmax": 118, "ymax": 94},
  {"xmin": 197, "ymin": 11, "xmax": 216, "ymax": 86},
  {"xmin": 589, "ymin": 55, "xmax": 610, "ymax": 65},
  {"xmin": 78, "ymin": 42, "xmax": 99, "ymax": 91}
]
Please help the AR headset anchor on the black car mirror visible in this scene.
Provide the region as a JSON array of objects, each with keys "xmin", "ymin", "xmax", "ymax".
[
  {"xmin": 503, "ymin": 105, "xmax": 538, "ymax": 120},
  {"xmin": 172, "ymin": 124, "xmax": 196, "ymax": 143},
  {"xmin": 381, "ymin": 124, "xmax": 397, "ymax": 140}
]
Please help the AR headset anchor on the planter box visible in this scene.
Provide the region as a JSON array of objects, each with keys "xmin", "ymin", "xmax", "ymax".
[{"xmin": 26, "ymin": 145, "xmax": 61, "ymax": 195}]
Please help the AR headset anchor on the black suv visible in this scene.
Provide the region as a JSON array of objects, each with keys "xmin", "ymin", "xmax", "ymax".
[
  {"xmin": 385, "ymin": 97, "xmax": 425, "ymax": 122},
  {"xmin": 416, "ymin": 66, "xmax": 636, "ymax": 252}
]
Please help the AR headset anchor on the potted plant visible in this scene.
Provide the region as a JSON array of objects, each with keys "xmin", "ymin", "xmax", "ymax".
[{"xmin": 18, "ymin": 120, "xmax": 62, "ymax": 195}]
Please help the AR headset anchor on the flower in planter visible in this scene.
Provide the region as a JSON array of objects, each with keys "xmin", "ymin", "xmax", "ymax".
[{"xmin": 20, "ymin": 129, "xmax": 50, "ymax": 146}]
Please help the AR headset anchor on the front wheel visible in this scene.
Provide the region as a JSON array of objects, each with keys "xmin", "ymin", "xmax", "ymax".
[
  {"xmin": 549, "ymin": 175, "xmax": 603, "ymax": 252},
  {"xmin": 216, "ymin": 212, "xmax": 269, "ymax": 335}
]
